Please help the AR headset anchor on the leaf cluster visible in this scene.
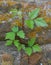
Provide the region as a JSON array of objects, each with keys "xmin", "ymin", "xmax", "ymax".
[
  {"xmin": 10, "ymin": 8, "xmax": 48, "ymax": 29},
  {"xmin": 5, "ymin": 8, "xmax": 48, "ymax": 56},
  {"xmin": 25, "ymin": 8, "xmax": 48, "ymax": 29},
  {"xmin": 5, "ymin": 26, "xmax": 41, "ymax": 56}
]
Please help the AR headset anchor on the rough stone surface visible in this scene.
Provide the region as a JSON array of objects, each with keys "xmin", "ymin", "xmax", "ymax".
[
  {"xmin": 29, "ymin": 53, "xmax": 42, "ymax": 65},
  {"xmin": 0, "ymin": 41, "xmax": 42, "ymax": 65},
  {"xmin": 0, "ymin": 41, "xmax": 21, "ymax": 65},
  {"xmin": 1, "ymin": 54, "xmax": 14, "ymax": 65},
  {"xmin": 0, "ymin": 41, "xmax": 51, "ymax": 65},
  {"xmin": 0, "ymin": 0, "xmax": 51, "ymax": 65},
  {"xmin": 0, "ymin": 23, "xmax": 11, "ymax": 40},
  {"xmin": 0, "ymin": 23, "xmax": 11, "ymax": 32},
  {"xmin": 0, "ymin": 0, "xmax": 51, "ymax": 40}
]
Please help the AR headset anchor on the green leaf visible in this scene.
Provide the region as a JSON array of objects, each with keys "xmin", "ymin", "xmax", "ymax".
[
  {"xmin": 14, "ymin": 40, "xmax": 20, "ymax": 47},
  {"xmin": 25, "ymin": 47, "xmax": 32, "ymax": 56},
  {"xmin": 28, "ymin": 38, "xmax": 36, "ymax": 47},
  {"xmin": 32, "ymin": 44, "xmax": 41, "ymax": 52},
  {"xmin": 21, "ymin": 44, "xmax": 25, "ymax": 50},
  {"xmin": 29, "ymin": 8, "xmax": 40, "ymax": 19},
  {"xmin": 17, "ymin": 44, "xmax": 22, "ymax": 51},
  {"xmin": 10, "ymin": 9, "xmax": 18, "ymax": 16},
  {"xmin": 17, "ymin": 30, "xmax": 25, "ymax": 38},
  {"xmin": 5, "ymin": 40, "xmax": 12, "ymax": 46},
  {"xmin": 25, "ymin": 19, "xmax": 34, "ymax": 29},
  {"xmin": 35, "ymin": 18, "xmax": 48, "ymax": 27},
  {"xmin": 14, "ymin": 40, "xmax": 22, "ymax": 51},
  {"xmin": 5, "ymin": 32, "xmax": 15, "ymax": 40},
  {"xmin": 18, "ymin": 11, "xmax": 22, "ymax": 15},
  {"xmin": 11, "ymin": 26, "xmax": 18, "ymax": 33}
]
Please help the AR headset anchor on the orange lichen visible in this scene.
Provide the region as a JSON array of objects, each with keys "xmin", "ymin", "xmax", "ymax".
[
  {"xmin": 34, "ymin": 27, "xmax": 43, "ymax": 33},
  {"xmin": 7, "ymin": 1, "xmax": 17, "ymax": 6},
  {"xmin": 44, "ymin": 17, "xmax": 51, "ymax": 23},
  {"xmin": 0, "ymin": 14, "xmax": 12, "ymax": 21},
  {"xmin": 0, "ymin": 14, "xmax": 8, "ymax": 21},
  {"xmin": 0, "ymin": 1, "xmax": 17, "ymax": 6},
  {"xmin": 12, "ymin": 19, "xmax": 22, "ymax": 27},
  {"xmin": 27, "ymin": 31, "xmax": 36, "ymax": 38}
]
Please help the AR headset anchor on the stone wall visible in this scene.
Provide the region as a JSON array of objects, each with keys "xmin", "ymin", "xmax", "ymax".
[
  {"xmin": 0, "ymin": 41, "xmax": 42, "ymax": 65},
  {"xmin": 0, "ymin": 0, "xmax": 51, "ymax": 65}
]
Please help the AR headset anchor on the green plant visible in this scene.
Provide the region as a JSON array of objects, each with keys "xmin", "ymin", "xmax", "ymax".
[
  {"xmin": 5, "ymin": 26, "xmax": 41, "ymax": 56},
  {"xmin": 25, "ymin": 8, "xmax": 48, "ymax": 29},
  {"xmin": 10, "ymin": 8, "xmax": 22, "ymax": 19},
  {"xmin": 10, "ymin": 8, "xmax": 48, "ymax": 29},
  {"xmin": 5, "ymin": 8, "xmax": 48, "ymax": 56}
]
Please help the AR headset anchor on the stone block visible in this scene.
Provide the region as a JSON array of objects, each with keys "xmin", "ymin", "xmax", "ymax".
[{"xmin": 1, "ymin": 54, "xmax": 14, "ymax": 65}]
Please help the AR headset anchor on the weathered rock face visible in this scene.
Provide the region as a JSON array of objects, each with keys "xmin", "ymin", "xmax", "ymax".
[
  {"xmin": 0, "ymin": 41, "xmax": 51, "ymax": 65},
  {"xmin": 1, "ymin": 54, "xmax": 14, "ymax": 65},
  {"xmin": 0, "ymin": 0, "xmax": 51, "ymax": 43},
  {"xmin": 0, "ymin": 41, "xmax": 21, "ymax": 65},
  {"xmin": 0, "ymin": 41, "xmax": 42, "ymax": 65},
  {"xmin": 0, "ymin": 0, "xmax": 51, "ymax": 65}
]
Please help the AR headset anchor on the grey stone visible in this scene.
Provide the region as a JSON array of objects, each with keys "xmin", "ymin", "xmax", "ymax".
[
  {"xmin": 0, "ymin": 41, "xmax": 51, "ymax": 65},
  {"xmin": 0, "ymin": 0, "xmax": 51, "ymax": 65},
  {"xmin": 0, "ymin": 41, "xmax": 21, "ymax": 65}
]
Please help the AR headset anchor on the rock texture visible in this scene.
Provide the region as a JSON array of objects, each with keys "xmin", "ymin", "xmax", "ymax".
[
  {"xmin": 1, "ymin": 54, "xmax": 14, "ymax": 65},
  {"xmin": 0, "ymin": 41, "xmax": 21, "ymax": 65},
  {"xmin": 0, "ymin": 41, "xmax": 42, "ymax": 65},
  {"xmin": 0, "ymin": 41, "xmax": 51, "ymax": 65},
  {"xmin": 0, "ymin": 0, "xmax": 51, "ymax": 65}
]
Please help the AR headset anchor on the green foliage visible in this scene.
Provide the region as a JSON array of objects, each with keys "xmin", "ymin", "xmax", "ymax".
[
  {"xmin": 5, "ymin": 26, "xmax": 25, "ymax": 51},
  {"xmin": 14, "ymin": 40, "xmax": 20, "ymax": 47},
  {"xmin": 10, "ymin": 8, "xmax": 18, "ymax": 16},
  {"xmin": 17, "ymin": 30, "xmax": 25, "ymax": 39},
  {"xmin": 28, "ymin": 38, "xmax": 36, "ymax": 47},
  {"xmin": 5, "ymin": 8, "xmax": 48, "ymax": 56},
  {"xmin": 32, "ymin": 44, "xmax": 41, "ymax": 52},
  {"xmin": 14, "ymin": 40, "xmax": 22, "ymax": 51},
  {"xmin": 21, "ymin": 44, "xmax": 25, "ymax": 50},
  {"xmin": 29, "ymin": 8, "xmax": 40, "ymax": 19},
  {"xmin": 10, "ymin": 8, "xmax": 48, "ymax": 29},
  {"xmin": 5, "ymin": 26, "xmax": 42, "ymax": 56},
  {"xmin": 17, "ymin": 44, "xmax": 22, "ymax": 51},
  {"xmin": 25, "ymin": 47, "xmax": 32, "ymax": 56},
  {"xmin": 35, "ymin": 18, "xmax": 48, "ymax": 27},
  {"xmin": 5, "ymin": 40, "xmax": 12, "ymax": 46},
  {"xmin": 17, "ymin": 11, "xmax": 22, "ymax": 19},
  {"xmin": 11, "ymin": 26, "xmax": 18, "ymax": 33},
  {"xmin": 25, "ymin": 38, "xmax": 41, "ymax": 56},
  {"xmin": 25, "ymin": 8, "xmax": 48, "ymax": 29},
  {"xmin": 5, "ymin": 32, "xmax": 15, "ymax": 40},
  {"xmin": 25, "ymin": 20, "xmax": 34, "ymax": 29},
  {"xmin": 10, "ymin": 9, "xmax": 22, "ymax": 19}
]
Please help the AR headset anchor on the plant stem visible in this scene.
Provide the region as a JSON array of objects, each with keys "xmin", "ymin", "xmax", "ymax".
[{"xmin": 22, "ymin": 15, "xmax": 24, "ymax": 31}]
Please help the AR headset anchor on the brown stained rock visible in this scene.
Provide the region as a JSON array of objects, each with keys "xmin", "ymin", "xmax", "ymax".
[
  {"xmin": 21, "ymin": 56, "xmax": 28, "ymax": 65},
  {"xmin": 0, "ymin": 23, "xmax": 11, "ymax": 40},
  {"xmin": 40, "ymin": 50, "xmax": 51, "ymax": 65},
  {"xmin": 0, "ymin": 23, "xmax": 11, "ymax": 32},
  {"xmin": 29, "ymin": 53, "xmax": 42, "ymax": 65},
  {"xmin": 0, "ymin": 1, "xmax": 51, "ymax": 44},
  {"xmin": 20, "ymin": 52, "xmax": 29, "ymax": 65},
  {"xmin": 1, "ymin": 54, "xmax": 14, "ymax": 65},
  {"xmin": 20, "ymin": 52, "xmax": 42, "ymax": 65}
]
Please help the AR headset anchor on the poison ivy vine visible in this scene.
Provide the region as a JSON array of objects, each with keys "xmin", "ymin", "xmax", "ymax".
[
  {"xmin": 5, "ymin": 8, "xmax": 48, "ymax": 56},
  {"xmin": 5, "ymin": 26, "xmax": 41, "ymax": 56},
  {"xmin": 25, "ymin": 8, "xmax": 48, "ymax": 29},
  {"xmin": 10, "ymin": 8, "xmax": 48, "ymax": 29}
]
